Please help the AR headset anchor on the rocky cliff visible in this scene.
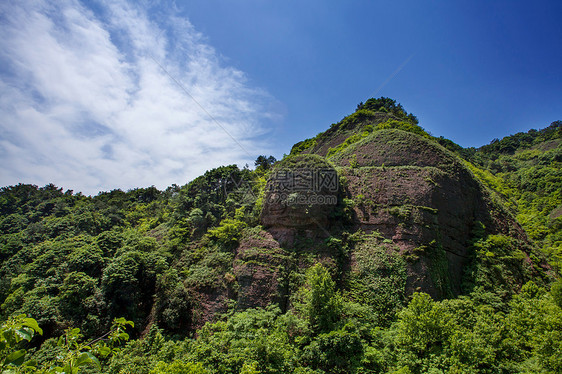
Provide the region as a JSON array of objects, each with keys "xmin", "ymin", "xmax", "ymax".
[
  {"xmin": 187, "ymin": 104, "xmax": 551, "ymax": 328},
  {"xmin": 260, "ymin": 118, "xmax": 544, "ymax": 301}
]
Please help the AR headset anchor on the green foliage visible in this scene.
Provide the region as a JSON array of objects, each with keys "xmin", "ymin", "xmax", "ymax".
[
  {"xmin": 334, "ymin": 109, "xmax": 379, "ymax": 132},
  {"xmin": 50, "ymin": 328, "xmax": 102, "ymax": 373},
  {"xmin": 291, "ymin": 98, "xmax": 422, "ymax": 157},
  {"xmin": 478, "ymin": 121, "xmax": 561, "ymax": 155},
  {"xmin": 348, "ymin": 243, "xmax": 407, "ymax": 326},
  {"xmin": 395, "ymin": 293, "xmax": 450, "ymax": 356},
  {"xmin": 44, "ymin": 317, "xmax": 133, "ymax": 373},
  {"xmin": 463, "ymin": 234, "xmax": 538, "ymax": 298},
  {"xmin": 301, "ymin": 323, "xmax": 363, "ymax": 373},
  {"xmin": 290, "ymin": 137, "xmax": 318, "ymax": 156},
  {"xmin": 357, "ymin": 97, "xmax": 418, "ymax": 124},
  {"xmin": 254, "ymin": 155, "xmax": 277, "ymax": 173},
  {"xmin": 165, "ymin": 280, "xmax": 562, "ymax": 373},
  {"xmin": 374, "ymin": 119, "xmax": 429, "ymax": 138},
  {"xmin": 205, "ymin": 218, "xmax": 247, "ymax": 249},
  {"xmin": 296, "ymin": 264, "xmax": 343, "ymax": 334},
  {"xmin": 189, "ymin": 306, "xmax": 296, "ymax": 374},
  {"xmin": 466, "ymin": 121, "xmax": 562, "ymax": 271},
  {"xmin": 0, "ymin": 315, "xmax": 132, "ymax": 373},
  {"xmin": 348, "ymin": 154, "xmax": 359, "ymax": 168},
  {"xmin": 464, "ymin": 161, "xmax": 517, "ymax": 208},
  {"xmin": 105, "ymin": 324, "xmax": 189, "ymax": 374},
  {"xmin": 326, "ymin": 128, "xmax": 373, "ymax": 158},
  {"xmin": 387, "ymin": 287, "xmax": 562, "ymax": 373},
  {"xmin": 102, "ymin": 250, "xmax": 167, "ymax": 328},
  {"xmin": 183, "ymin": 249, "xmax": 233, "ymax": 290},
  {"xmin": 59, "ymin": 271, "xmax": 104, "ymax": 333},
  {"xmin": 0, "ymin": 106, "xmax": 560, "ymax": 373},
  {"xmin": 153, "ymin": 269, "xmax": 191, "ymax": 333},
  {"xmin": 67, "ymin": 244, "xmax": 105, "ymax": 277},
  {"xmin": 150, "ymin": 360, "xmax": 208, "ymax": 374},
  {"xmin": 272, "ymin": 153, "xmax": 334, "ymax": 172},
  {"xmin": 551, "ymin": 278, "xmax": 562, "ymax": 309},
  {"xmin": 504, "ymin": 282, "xmax": 562, "ymax": 372},
  {"xmin": 0, "ymin": 314, "xmax": 42, "ymax": 372}
]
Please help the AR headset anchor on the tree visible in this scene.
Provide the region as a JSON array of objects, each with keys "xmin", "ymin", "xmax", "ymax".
[
  {"xmin": 300, "ymin": 264, "xmax": 343, "ymax": 334},
  {"xmin": 254, "ymin": 155, "xmax": 276, "ymax": 171},
  {"xmin": 301, "ymin": 323, "xmax": 363, "ymax": 373},
  {"xmin": 358, "ymin": 97, "xmax": 419, "ymax": 124}
]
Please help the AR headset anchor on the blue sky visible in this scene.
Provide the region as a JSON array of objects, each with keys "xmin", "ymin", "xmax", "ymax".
[
  {"xmin": 1, "ymin": 0, "xmax": 561, "ymax": 194},
  {"xmin": 181, "ymin": 0, "xmax": 562, "ymax": 146}
]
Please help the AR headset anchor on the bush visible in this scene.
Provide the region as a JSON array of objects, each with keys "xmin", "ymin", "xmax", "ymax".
[{"xmin": 206, "ymin": 218, "xmax": 247, "ymax": 249}]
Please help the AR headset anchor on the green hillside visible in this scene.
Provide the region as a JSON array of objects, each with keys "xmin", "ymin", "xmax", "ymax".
[
  {"xmin": 1, "ymin": 99, "xmax": 561, "ymax": 373},
  {"xmin": 466, "ymin": 122, "xmax": 562, "ymax": 271}
]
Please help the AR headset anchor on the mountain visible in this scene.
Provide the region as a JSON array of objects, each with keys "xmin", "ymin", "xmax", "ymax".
[
  {"xmin": 0, "ymin": 98, "xmax": 561, "ymax": 373},
  {"xmin": 268, "ymin": 110, "xmax": 551, "ymax": 300}
]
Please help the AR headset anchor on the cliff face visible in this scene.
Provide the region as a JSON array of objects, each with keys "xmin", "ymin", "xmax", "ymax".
[
  {"xmin": 188, "ymin": 112, "xmax": 549, "ymax": 326},
  {"xmin": 331, "ymin": 129, "xmax": 529, "ymax": 297},
  {"xmin": 185, "ymin": 229, "xmax": 288, "ymax": 331},
  {"xmin": 233, "ymin": 229, "xmax": 287, "ymax": 310},
  {"xmin": 260, "ymin": 154, "xmax": 338, "ymax": 245},
  {"xmin": 261, "ymin": 128, "xmax": 536, "ymax": 300}
]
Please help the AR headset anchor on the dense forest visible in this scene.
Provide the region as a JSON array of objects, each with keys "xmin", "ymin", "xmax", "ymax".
[{"xmin": 1, "ymin": 98, "xmax": 561, "ymax": 373}]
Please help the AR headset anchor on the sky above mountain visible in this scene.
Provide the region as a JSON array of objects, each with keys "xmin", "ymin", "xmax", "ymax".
[{"xmin": 1, "ymin": 0, "xmax": 561, "ymax": 195}]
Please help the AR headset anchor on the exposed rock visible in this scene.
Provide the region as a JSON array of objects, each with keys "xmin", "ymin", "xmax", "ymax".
[
  {"xmin": 263, "ymin": 128, "xmax": 537, "ymax": 299},
  {"xmin": 188, "ymin": 285, "xmax": 231, "ymax": 331},
  {"xmin": 332, "ymin": 129, "xmax": 530, "ymax": 298},
  {"xmin": 233, "ymin": 229, "xmax": 288, "ymax": 310},
  {"xmin": 194, "ymin": 125, "xmax": 546, "ymax": 326},
  {"xmin": 296, "ymin": 112, "xmax": 395, "ymax": 157},
  {"xmin": 260, "ymin": 154, "xmax": 338, "ymax": 245},
  {"xmin": 186, "ymin": 229, "xmax": 290, "ymax": 327}
]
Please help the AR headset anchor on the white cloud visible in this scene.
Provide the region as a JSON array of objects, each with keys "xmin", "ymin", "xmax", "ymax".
[{"xmin": 0, "ymin": 0, "xmax": 276, "ymax": 195}]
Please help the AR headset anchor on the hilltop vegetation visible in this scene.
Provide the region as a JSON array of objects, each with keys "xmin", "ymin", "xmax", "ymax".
[{"xmin": 0, "ymin": 98, "xmax": 561, "ymax": 373}]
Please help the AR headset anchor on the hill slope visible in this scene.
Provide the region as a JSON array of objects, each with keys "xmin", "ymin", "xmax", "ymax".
[{"xmin": 0, "ymin": 98, "xmax": 561, "ymax": 373}]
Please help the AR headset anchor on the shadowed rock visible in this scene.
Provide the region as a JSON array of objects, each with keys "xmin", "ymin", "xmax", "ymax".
[{"xmin": 260, "ymin": 154, "xmax": 338, "ymax": 245}]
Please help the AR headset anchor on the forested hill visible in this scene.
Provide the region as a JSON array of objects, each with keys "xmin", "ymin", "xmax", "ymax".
[
  {"xmin": 1, "ymin": 98, "xmax": 561, "ymax": 373},
  {"xmin": 463, "ymin": 120, "xmax": 562, "ymax": 271}
]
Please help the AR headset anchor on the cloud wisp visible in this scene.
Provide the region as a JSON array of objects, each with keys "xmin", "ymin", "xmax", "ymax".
[{"xmin": 0, "ymin": 0, "xmax": 275, "ymax": 195}]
